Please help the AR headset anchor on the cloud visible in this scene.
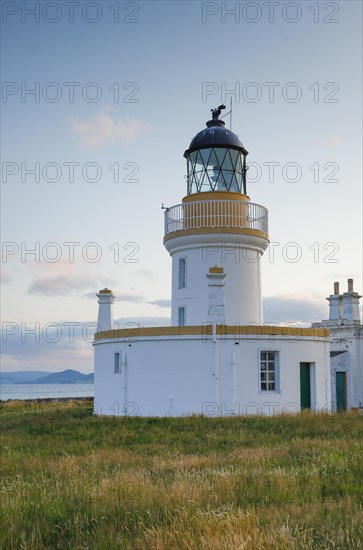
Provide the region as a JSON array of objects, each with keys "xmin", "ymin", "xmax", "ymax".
[
  {"xmin": 91, "ymin": 288, "xmax": 171, "ymax": 308},
  {"xmin": 84, "ymin": 290, "xmax": 146, "ymax": 303},
  {"xmin": 114, "ymin": 293, "xmax": 145, "ymax": 303},
  {"xmin": 132, "ymin": 269, "xmax": 155, "ymax": 282},
  {"xmin": 68, "ymin": 113, "xmax": 151, "ymax": 148},
  {"xmin": 313, "ymin": 135, "xmax": 343, "ymax": 148},
  {"xmin": 27, "ymin": 260, "xmax": 118, "ymax": 297},
  {"xmin": 28, "ymin": 275, "xmax": 92, "ymax": 296},
  {"xmin": 263, "ymin": 292, "xmax": 327, "ymax": 326},
  {"xmin": 84, "ymin": 290, "xmax": 171, "ymax": 307},
  {"xmin": 1, "ymin": 321, "xmax": 94, "ymax": 372},
  {"xmin": 148, "ymin": 299, "xmax": 171, "ymax": 308},
  {"xmin": 0, "ymin": 267, "xmax": 11, "ymax": 283}
]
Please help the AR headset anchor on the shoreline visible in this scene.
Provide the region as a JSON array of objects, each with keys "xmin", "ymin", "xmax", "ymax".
[{"xmin": 0, "ymin": 396, "xmax": 94, "ymax": 405}]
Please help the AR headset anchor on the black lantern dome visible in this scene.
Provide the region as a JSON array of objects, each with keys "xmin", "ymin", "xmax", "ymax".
[{"xmin": 184, "ymin": 105, "xmax": 248, "ymax": 195}]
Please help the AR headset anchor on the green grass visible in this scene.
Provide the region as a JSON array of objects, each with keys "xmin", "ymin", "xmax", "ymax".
[{"xmin": 1, "ymin": 400, "xmax": 362, "ymax": 549}]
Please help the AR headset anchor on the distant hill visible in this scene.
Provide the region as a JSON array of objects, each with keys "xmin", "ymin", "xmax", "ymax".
[
  {"xmin": 1, "ymin": 370, "xmax": 94, "ymax": 385},
  {"xmin": 0, "ymin": 371, "xmax": 52, "ymax": 384},
  {"xmin": 24, "ymin": 370, "xmax": 94, "ymax": 384}
]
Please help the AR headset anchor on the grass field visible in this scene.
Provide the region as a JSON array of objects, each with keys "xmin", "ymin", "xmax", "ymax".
[{"xmin": 1, "ymin": 400, "xmax": 362, "ymax": 549}]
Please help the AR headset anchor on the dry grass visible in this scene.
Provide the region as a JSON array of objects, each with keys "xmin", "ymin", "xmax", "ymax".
[{"xmin": 1, "ymin": 402, "xmax": 362, "ymax": 549}]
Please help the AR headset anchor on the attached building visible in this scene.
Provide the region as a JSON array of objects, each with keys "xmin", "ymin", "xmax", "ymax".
[{"xmin": 312, "ymin": 279, "xmax": 362, "ymax": 411}]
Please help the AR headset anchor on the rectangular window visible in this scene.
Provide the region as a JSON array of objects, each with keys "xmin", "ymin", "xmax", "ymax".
[
  {"xmin": 178, "ymin": 306, "xmax": 185, "ymax": 326},
  {"xmin": 178, "ymin": 258, "xmax": 186, "ymax": 289},
  {"xmin": 114, "ymin": 352, "xmax": 121, "ymax": 374},
  {"xmin": 259, "ymin": 351, "xmax": 278, "ymax": 391}
]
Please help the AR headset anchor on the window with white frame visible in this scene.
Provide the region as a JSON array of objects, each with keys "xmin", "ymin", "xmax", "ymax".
[
  {"xmin": 178, "ymin": 257, "xmax": 186, "ymax": 289},
  {"xmin": 259, "ymin": 351, "xmax": 279, "ymax": 391},
  {"xmin": 178, "ymin": 306, "xmax": 185, "ymax": 326},
  {"xmin": 114, "ymin": 352, "xmax": 121, "ymax": 374}
]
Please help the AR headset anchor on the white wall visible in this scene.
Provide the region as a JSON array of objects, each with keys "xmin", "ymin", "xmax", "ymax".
[
  {"xmin": 312, "ymin": 318, "xmax": 363, "ymax": 410},
  {"xmin": 329, "ymin": 326, "xmax": 363, "ymax": 410},
  {"xmin": 165, "ymin": 233, "xmax": 268, "ymax": 326},
  {"xmin": 94, "ymin": 334, "xmax": 330, "ymax": 417}
]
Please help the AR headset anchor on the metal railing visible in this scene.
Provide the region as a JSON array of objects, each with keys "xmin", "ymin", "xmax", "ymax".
[{"xmin": 164, "ymin": 199, "xmax": 268, "ymax": 236}]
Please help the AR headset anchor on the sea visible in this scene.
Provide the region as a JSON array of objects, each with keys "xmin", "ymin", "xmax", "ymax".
[{"xmin": 0, "ymin": 384, "xmax": 94, "ymax": 401}]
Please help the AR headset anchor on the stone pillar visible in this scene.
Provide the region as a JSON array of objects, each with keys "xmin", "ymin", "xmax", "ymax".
[
  {"xmin": 97, "ymin": 288, "xmax": 115, "ymax": 332},
  {"xmin": 206, "ymin": 266, "xmax": 226, "ymax": 324},
  {"xmin": 327, "ymin": 281, "xmax": 342, "ymax": 320},
  {"xmin": 342, "ymin": 279, "xmax": 362, "ymax": 321}
]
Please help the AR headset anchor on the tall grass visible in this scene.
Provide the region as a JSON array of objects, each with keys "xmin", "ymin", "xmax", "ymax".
[{"xmin": 1, "ymin": 401, "xmax": 362, "ymax": 549}]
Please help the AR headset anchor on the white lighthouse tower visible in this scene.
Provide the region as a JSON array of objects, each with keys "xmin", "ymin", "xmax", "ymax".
[
  {"xmin": 164, "ymin": 105, "xmax": 269, "ymax": 326},
  {"xmin": 93, "ymin": 106, "xmax": 332, "ymax": 417}
]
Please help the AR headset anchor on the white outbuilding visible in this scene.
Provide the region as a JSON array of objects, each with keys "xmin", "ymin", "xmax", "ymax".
[
  {"xmin": 93, "ymin": 107, "xmax": 361, "ymax": 417},
  {"xmin": 313, "ymin": 279, "xmax": 362, "ymax": 412}
]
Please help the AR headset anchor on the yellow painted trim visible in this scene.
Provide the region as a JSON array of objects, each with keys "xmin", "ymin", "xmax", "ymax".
[
  {"xmin": 164, "ymin": 227, "xmax": 269, "ymax": 243},
  {"xmin": 94, "ymin": 325, "xmax": 329, "ymax": 341},
  {"xmin": 95, "ymin": 326, "xmax": 205, "ymax": 340},
  {"xmin": 209, "ymin": 266, "xmax": 224, "ymax": 274},
  {"xmin": 183, "ymin": 191, "xmax": 250, "ymax": 203}
]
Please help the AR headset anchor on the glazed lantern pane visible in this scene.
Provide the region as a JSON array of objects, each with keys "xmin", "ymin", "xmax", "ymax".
[{"xmin": 187, "ymin": 146, "xmax": 246, "ymax": 194}]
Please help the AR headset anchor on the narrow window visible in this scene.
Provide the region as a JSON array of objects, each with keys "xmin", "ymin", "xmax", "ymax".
[
  {"xmin": 178, "ymin": 307, "xmax": 185, "ymax": 326},
  {"xmin": 114, "ymin": 352, "xmax": 121, "ymax": 374},
  {"xmin": 178, "ymin": 257, "xmax": 186, "ymax": 289},
  {"xmin": 259, "ymin": 351, "xmax": 278, "ymax": 391}
]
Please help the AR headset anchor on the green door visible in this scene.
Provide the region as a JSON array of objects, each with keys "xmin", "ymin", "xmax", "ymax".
[
  {"xmin": 336, "ymin": 372, "xmax": 347, "ymax": 411},
  {"xmin": 300, "ymin": 363, "xmax": 311, "ymax": 410}
]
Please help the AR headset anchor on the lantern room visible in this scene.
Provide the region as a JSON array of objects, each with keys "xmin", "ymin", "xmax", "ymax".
[{"xmin": 184, "ymin": 104, "xmax": 248, "ymax": 195}]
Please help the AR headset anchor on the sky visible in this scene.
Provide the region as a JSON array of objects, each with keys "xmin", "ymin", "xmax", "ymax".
[{"xmin": 1, "ymin": 0, "xmax": 362, "ymax": 373}]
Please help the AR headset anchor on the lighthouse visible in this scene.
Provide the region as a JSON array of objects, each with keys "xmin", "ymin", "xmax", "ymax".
[
  {"xmin": 164, "ymin": 105, "xmax": 269, "ymax": 326},
  {"xmin": 93, "ymin": 106, "xmax": 332, "ymax": 417}
]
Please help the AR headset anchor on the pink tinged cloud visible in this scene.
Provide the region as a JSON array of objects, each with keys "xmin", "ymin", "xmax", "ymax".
[
  {"xmin": 28, "ymin": 275, "xmax": 95, "ymax": 296},
  {"xmin": 68, "ymin": 113, "xmax": 151, "ymax": 148},
  {"xmin": 0, "ymin": 267, "xmax": 11, "ymax": 283},
  {"xmin": 27, "ymin": 260, "xmax": 119, "ymax": 297}
]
